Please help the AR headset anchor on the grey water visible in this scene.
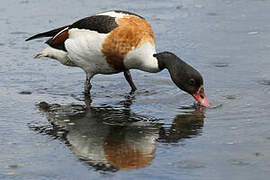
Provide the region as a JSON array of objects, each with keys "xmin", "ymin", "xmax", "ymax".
[{"xmin": 1, "ymin": 0, "xmax": 270, "ymax": 179}]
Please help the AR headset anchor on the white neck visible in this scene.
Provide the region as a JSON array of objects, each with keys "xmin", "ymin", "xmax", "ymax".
[{"xmin": 124, "ymin": 42, "xmax": 161, "ymax": 73}]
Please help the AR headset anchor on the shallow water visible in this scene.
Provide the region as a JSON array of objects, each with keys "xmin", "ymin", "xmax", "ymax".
[{"xmin": 1, "ymin": 0, "xmax": 270, "ymax": 179}]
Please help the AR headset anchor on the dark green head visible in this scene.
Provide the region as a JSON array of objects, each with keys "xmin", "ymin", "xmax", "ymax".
[{"xmin": 154, "ymin": 52, "xmax": 210, "ymax": 107}]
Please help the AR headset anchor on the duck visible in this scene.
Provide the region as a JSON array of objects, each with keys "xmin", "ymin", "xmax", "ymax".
[{"xmin": 26, "ymin": 10, "xmax": 210, "ymax": 107}]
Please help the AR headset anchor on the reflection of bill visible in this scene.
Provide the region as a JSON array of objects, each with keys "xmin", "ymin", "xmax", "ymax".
[{"xmin": 33, "ymin": 101, "xmax": 204, "ymax": 171}]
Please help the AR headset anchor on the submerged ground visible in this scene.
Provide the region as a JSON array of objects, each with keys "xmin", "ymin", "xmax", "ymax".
[{"xmin": 1, "ymin": 0, "xmax": 270, "ymax": 179}]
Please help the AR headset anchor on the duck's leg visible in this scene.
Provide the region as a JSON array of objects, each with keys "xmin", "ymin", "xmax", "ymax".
[
  {"xmin": 84, "ymin": 74, "xmax": 93, "ymax": 95},
  {"xmin": 84, "ymin": 93, "xmax": 92, "ymax": 108},
  {"xmin": 124, "ymin": 70, "xmax": 137, "ymax": 92}
]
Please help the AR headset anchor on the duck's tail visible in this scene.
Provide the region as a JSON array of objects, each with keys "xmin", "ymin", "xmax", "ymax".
[{"xmin": 25, "ymin": 25, "xmax": 70, "ymax": 41}]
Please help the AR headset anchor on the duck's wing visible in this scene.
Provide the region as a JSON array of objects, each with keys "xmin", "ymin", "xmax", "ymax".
[{"xmin": 25, "ymin": 14, "xmax": 120, "ymax": 51}]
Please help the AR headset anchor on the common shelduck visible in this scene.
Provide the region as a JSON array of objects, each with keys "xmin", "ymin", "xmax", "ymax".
[{"xmin": 26, "ymin": 10, "xmax": 210, "ymax": 107}]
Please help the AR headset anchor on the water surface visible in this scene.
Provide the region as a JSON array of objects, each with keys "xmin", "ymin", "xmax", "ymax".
[{"xmin": 1, "ymin": 0, "xmax": 270, "ymax": 179}]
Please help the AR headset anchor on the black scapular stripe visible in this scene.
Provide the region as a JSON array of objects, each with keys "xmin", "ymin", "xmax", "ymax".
[
  {"xmin": 70, "ymin": 15, "xmax": 118, "ymax": 34},
  {"xmin": 47, "ymin": 15, "xmax": 118, "ymax": 51},
  {"xmin": 26, "ymin": 15, "xmax": 119, "ymax": 52},
  {"xmin": 25, "ymin": 10, "xmax": 142, "ymax": 42}
]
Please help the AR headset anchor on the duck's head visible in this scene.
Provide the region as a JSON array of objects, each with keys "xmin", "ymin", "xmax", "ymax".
[{"xmin": 154, "ymin": 52, "xmax": 211, "ymax": 107}]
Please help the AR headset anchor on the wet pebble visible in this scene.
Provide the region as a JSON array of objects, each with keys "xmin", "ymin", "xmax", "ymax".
[
  {"xmin": 213, "ymin": 62, "xmax": 229, "ymax": 68},
  {"xmin": 20, "ymin": 0, "xmax": 29, "ymax": 4},
  {"xmin": 195, "ymin": 4, "xmax": 203, "ymax": 8},
  {"xmin": 230, "ymin": 159, "xmax": 250, "ymax": 166},
  {"xmin": 10, "ymin": 31, "xmax": 28, "ymax": 35},
  {"xmin": 225, "ymin": 95, "xmax": 237, "ymax": 100},
  {"xmin": 7, "ymin": 142, "xmax": 16, "ymax": 145},
  {"xmin": 19, "ymin": 91, "xmax": 32, "ymax": 95},
  {"xmin": 225, "ymin": 0, "xmax": 232, "ymax": 4},
  {"xmin": 172, "ymin": 160, "xmax": 205, "ymax": 169},
  {"xmin": 176, "ymin": 5, "xmax": 183, "ymax": 9},
  {"xmin": 254, "ymin": 152, "xmax": 264, "ymax": 157},
  {"xmin": 259, "ymin": 80, "xmax": 270, "ymax": 86},
  {"xmin": 209, "ymin": 104, "xmax": 223, "ymax": 109},
  {"xmin": 6, "ymin": 164, "xmax": 19, "ymax": 169},
  {"xmin": 6, "ymin": 172, "xmax": 16, "ymax": 176},
  {"xmin": 207, "ymin": 12, "xmax": 218, "ymax": 16},
  {"xmin": 248, "ymin": 31, "xmax": 259, "ymax": 35}
]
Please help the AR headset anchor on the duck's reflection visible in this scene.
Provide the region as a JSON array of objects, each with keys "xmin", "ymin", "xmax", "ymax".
[
  {"xmin": 158, "ymin": 108, "xmax": 205, "ymax": 143},
  {"xmin": 32, "ymin": 96, "xmax": 205, "ymax": 171}
]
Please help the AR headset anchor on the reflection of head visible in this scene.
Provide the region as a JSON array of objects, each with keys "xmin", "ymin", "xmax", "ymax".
[{"xmin": 158, "ymin": 111, "xmax": 205, "ymax": 143}]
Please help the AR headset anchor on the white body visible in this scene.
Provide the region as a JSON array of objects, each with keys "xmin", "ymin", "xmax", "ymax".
[{"xmin": 36, "ymin": 11, "xmax": 160, "ymax": 80}]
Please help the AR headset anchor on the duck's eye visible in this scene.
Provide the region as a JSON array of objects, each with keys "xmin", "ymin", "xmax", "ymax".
[{"xmin": 189, "ymin": 78, "xmax": 196, "ymax": 86}]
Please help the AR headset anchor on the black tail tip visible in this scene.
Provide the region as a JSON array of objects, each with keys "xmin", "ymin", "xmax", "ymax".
[{"xmin": 25, "ymin": 36, "xmax": 34, "ymax": 41}]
